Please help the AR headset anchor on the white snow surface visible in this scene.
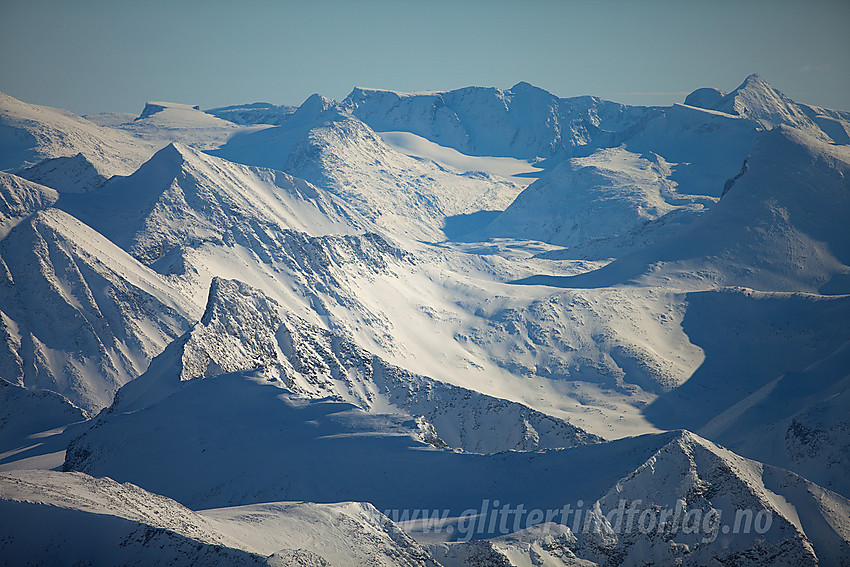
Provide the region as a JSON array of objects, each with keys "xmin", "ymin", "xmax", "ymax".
[
  {"xmin": 0, "ymin": 90, "xmax": 155, "ymax": 178},
  {"xmin": 479, "ymin": 146, "xmax": 716, "ymax": 254},
  {"xmin": 99, "ymin": 100, "xmax": 254, "ymax": 150},
  {"xmin": 204, "ymin": 102, "xmax": 296, "ymax": 126},
  {"xmin": 214, "ymin": 99, "xmax": 524, "ymax": 240},
  {"xmin": 519, "ymin": 125, "xmax": 850, "ymax": 294},
  {"xmin": 377, "ymin": 130, "xmax": 543, "ymax": 185},
  {"xmin": 2, "ymin": 75, "xmax": 850, "ymax": 566},
  {"xmin": 342, "ymin": 82, "xmax": 654, "ymax": 160},
  {"xmin": 114, "ymin": 277, "xmax": 602, "ymax": 454},
  {"xmin": 61, "ymin": 380, "xmax": 850, "ymax": 565},
  {"xmin": 0, "ymin": 207, "xmax": 193, "ymax": 411},
  {"xmin": 0, "ymin": 469, "xmax": 438, "ymax": 566}
]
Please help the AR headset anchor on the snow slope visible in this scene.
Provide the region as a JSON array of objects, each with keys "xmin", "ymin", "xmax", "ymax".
[
  {"xmin": 0, "ymin": 379, "xmax": 87, "ymax": 472},
  {"xmin": 57, "ymin": 138, "xmax": 705, "ymax": 439},
  {"xmin": 214, "ymin": 95, "xmax": 524, "ymax": 240},
  {"xmin": 114, "ymin": 277, "xmax": 602, "ymax": 454},
  {"xmin": 700, "ymin": 338, "xmax": 850, "ymax": 498},
  {"xmin": 61, "ymin": 377, "xmax": 849, "ymax": 565},
  {"xmin": 376, "ymin": 130, "xmax": 543, "ymax": 185},
  {"xmin": 56, "ymin": 142, "xmax": 418, "ymax": 352},
  {"xmin": 0, "ymin": 469, "xmax": 439, "ymax": 566},
  {"xmin": 0, "ymin": 91, "xmax": 154, "ymax": 180},
  {"xmin": 342, "ymin": 82, "xmax": 655, "ymax": 160},
  {"xmin": 479, "ymin": 146, "xmax": 715, "ymax": 254},
  {"xmin": 17, "ymin": 152, "xmax": 112, "ymax": 193},
  {"xmin": 63, "ymin": 367, "xmax": 676, "ymax": 511},
  {"xmin": 519, "ymin": 126, "xmax": 850, "ymax": 294},
  {"xmin": 0, "ymin": 207, "xmax": 193, "ymax": 411},
  {"xmin": 98, "ymin": 100, "xmax": 250, "ymax": 150},
  {"xmin": 643, "ymin": 288, "xmax": 850, "ymax": 433},
  {"xmin": 60, "ymin": 142, "xmax": 365, "ymax": 268},
  {"xmin": 2, "ymin": 79, "xmax": 849, "ymax": 564},
  {"xmin": 0, "ymin": 171, "xmax": 58, "ymax": 238},
  {"xmin": 432, "ymin": 431, "xmax": 850, "ymax": 566},
  {"xmin": 696, "ymin": 74, "xmax": 830, "ymax": 140},
  {"xmin": 343, "ymin": 81, "xmax": 770, "ymax": 200}
]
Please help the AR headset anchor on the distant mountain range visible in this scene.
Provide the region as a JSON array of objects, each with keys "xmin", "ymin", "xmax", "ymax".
[{"xmin": 1, "ymin": 75, "xmax": 848, "ymax": 566}]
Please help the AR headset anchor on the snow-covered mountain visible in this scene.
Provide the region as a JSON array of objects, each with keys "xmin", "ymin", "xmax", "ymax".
[
  {"xmin": 690, "ymin": 74, "xmax": 838, "ymax": 142},
  {"xmin": 214, "ymin": 94, "xmax": 524, "ymax": 240},
  {"xmin": 523, "ymin": 125, "xmax": 850, "ymax": 293},
  {"xmin": 61, "ymin": 377, "xmax": 850, "ymax": 565},
  {"xmin": 87, "ymin": 100, "xmax": 250, "ymax": 150},
  {"xmin": 60, "ymin": 142, "xmax": 365, "ymax": 269},
  {"xmin": 700, "ymin": 337, "xmax": 850, "ymax": 498},
  {"xmin": 341, "ymin": 82, "xmax": 654, "ymax": 161},
  {"xmin": 430, "ymin": 431, "xmax": 850, "ymax": 566},
  {"xmin": 0, "ymin": 379, "xmax": 86, "ymax": 466},
  {"xmin": 112, "ymin": 276, "xmax": 601, "ymax": 454},
  {"xmin": 477, "ymin": 146, "xmax": 716, "ymax": 254},
  {"xmin": 1, "ymin": 74, "xmax": 849, "ymax": 565},
  {"xmin": 0, "ymin": 469, "xmax": 439, "ymax": 566},
  {"xmin": 0, "ymin": 205, "xmax": 193, "ymax": 411},
  {"xmin": 0, "ymin": 171, "xmax": 58, "ymax": 238},
  {"xmin": 0, "ymin": 91, "xmax": 155, "ymax": 187}
]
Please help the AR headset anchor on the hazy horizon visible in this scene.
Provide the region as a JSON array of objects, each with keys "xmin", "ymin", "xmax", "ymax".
[{"xmin": 2, "ymin": 0, "xmax": 849, "ymax": 115}]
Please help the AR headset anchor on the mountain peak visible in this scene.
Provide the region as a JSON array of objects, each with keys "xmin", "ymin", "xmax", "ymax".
[
  {"xmin": 143, "ymin": 142, "xmax": 194, "ymax": 171},
  {"xmin": 291, "ymin": 93, "xmax": 336, "ymax": 119},
  {"xmin": 710, "ymin": 74, "xmax": 824, "ymax": 135},
  {"xmin": 509, "ymin": 80, "xmax": 548, "ymax": 94},
  {"xmin": 200, "ymin": 277, "xmax": 282, "ymax": 330}
]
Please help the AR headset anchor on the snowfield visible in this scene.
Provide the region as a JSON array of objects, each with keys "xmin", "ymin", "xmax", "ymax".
[{"xmin": 1, "ymin": 74, "xmax": 849, "ymax": 566}]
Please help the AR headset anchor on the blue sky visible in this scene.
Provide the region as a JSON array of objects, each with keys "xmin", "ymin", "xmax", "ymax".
[{"xmin": 1, "ymin": 0, "xmax": 848, "ymax": 115}]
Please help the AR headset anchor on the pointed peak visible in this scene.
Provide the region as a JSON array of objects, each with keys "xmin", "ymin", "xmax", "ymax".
[
  {"xmin": 130, "ymin": 143, "xmax": 201, "ymax": 182},
  {"xmin": 298, "ymin": 93, "xmax": 336, "ymax": 113},
  {"xmin": 506, "ymin": 82, "xmax": 558, "ymax": 103},
  {"xmin": 200, "ymin": 277, "xmax": 281, "ymax": 328},
  {"xmin": 287, "ymin": 93, "xmax": 340, "ymax": 125},
  {"xmin": 150, "ymin": 142, "xmax": 196, "ymax": 162},
  {"xmin": 733, "ymin": 73, "xmax": 775, "ymax": 94}
]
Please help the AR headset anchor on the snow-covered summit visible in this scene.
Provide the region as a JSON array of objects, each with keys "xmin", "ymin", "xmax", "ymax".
[
  {"xmin": 0, "ymin": 90, "xmax": 154, "ymax": 176},
  {"xmin": 92, "ymin": 99, "xmax": 247, "ymax": 150},
  {"xmin": 288, "ymin": 93, "xmax": 338, "ymax": 124},
  {"xmin": 60, "ymin": 142, "xmax": 364, "ymax": 267},
  {"xmin": 478, "ymin": 146, "xmax": 716, "ymax": 253},
  {"xmin": 214, "ymin": 96, "xmax": 524, "ymax": 240},
  {"xmin": 342, "ymin": 82, "xmax": 647, "ymax": 160},
  {"xmin": 532, "ymin": 125, "xmax": 850, "ymax": 293},
  {"xmin": 0, "ymin": 469, "xmax": 440, "ymax": 566},
  {"xmin": 0, "ymin": 207, "xmax": 193, "ymax": 411},
  {"xmin": 0, "ymin": 171, "xmax": 58, "ymax": 238},
  {"xmin": 686, "ymin": 74, "xmax": 830, "ymax": 140},
  {"xmin": 18, "ymin": 152, "xmax": 109, "ymax": 193},
  {"xmin": 63, "ymin": 393, "xmax": 850, "ymax": 565},
  {"xmin": 683, "ymin": 86, "xmax": 726, "ymax": 108}
]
